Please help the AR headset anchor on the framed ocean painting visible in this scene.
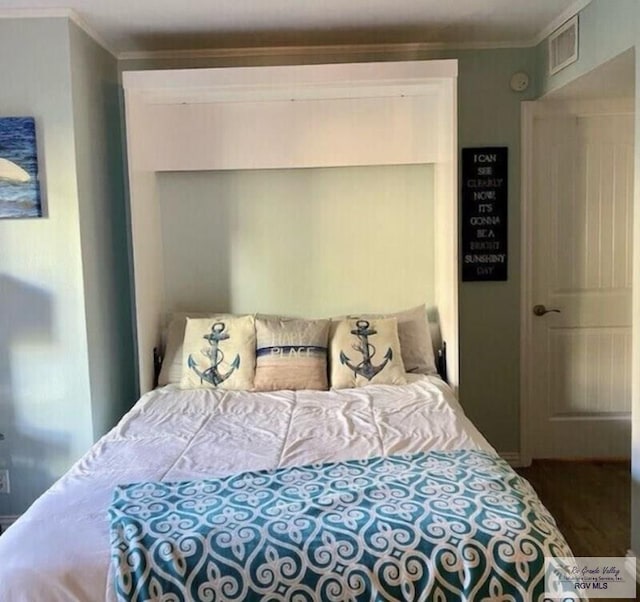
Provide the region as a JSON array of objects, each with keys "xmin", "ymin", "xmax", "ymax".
[{"xmin": 0, "ymin": 117, "xmax": 42, "ymax": 218}]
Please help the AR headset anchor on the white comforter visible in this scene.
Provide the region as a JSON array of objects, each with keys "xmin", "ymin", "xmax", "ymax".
[{"xmin": 0, "ymin": 375, "xmax": 493, "ymax": 602}]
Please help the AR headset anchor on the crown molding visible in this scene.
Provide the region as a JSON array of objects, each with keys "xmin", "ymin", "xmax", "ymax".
[
  {"xmin": 67, "ymin": 8, "xmax": 117, "ymax": 56},
  {"xmin": 117, "ymin": 39, "xmax": 536, "ymax": 62}
]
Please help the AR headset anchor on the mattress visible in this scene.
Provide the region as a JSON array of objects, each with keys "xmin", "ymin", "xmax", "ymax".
[{"xmin": 0, "ymin": 375, "xmax": 566, "ymax": 601}]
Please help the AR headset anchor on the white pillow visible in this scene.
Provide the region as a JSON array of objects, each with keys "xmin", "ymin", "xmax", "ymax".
[
  {"xmin": 343, "ymin": 304, "xmax": 438, "ymax": 375},
  {"xmin": 180, "ymin": 315, "xmax": 256, "ymax": 390},
  {"xmin": 158, "ymin": 312, "xmax": 224, "ymax": 386},
  {"xmin": 330, "ymin": 318, "xmax": 406, "ymax": 389},
  {"xmin": 387, "ymin": 304, "xmax": 438, "ymax": 375}
]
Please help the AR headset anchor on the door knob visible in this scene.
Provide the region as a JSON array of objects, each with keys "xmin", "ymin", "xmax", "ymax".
[{"xmin": 533, "ymin": 304, "xmax": 561, "ymax": 317}]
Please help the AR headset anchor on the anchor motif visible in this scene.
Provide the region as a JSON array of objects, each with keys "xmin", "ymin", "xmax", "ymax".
[
  {"xmin": 340, "ymin": 319, "xmax": 393, "ymax": 381},
  {"xmin": 188, "ymin": 322, "xmax": 240, "ymax": 386}
]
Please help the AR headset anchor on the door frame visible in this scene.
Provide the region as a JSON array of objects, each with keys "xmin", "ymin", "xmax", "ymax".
[
  {"xmin": 520, "ymin": 98, "xmax": 635, "ymax": 466},
  {"xmin": 520, "ymin": 100, "xmax": 536, "ymax": 467}
]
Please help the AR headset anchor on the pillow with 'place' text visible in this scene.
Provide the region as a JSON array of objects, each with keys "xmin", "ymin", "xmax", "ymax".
[{"xmin": 254, "ymin": 318, "xmax": 330, "ymax": 391}]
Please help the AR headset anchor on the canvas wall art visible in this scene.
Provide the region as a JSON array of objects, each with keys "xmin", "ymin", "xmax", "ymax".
[{"xmin": 0, "ymin": 117, "xmax": 42, "ymax": 218}]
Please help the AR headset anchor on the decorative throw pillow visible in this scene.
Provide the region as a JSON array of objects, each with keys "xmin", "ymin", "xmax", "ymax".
[
  {"xmin": 330, "ymin": 318, "xmax": 406, "ymax": 389},
  {"xmin": 180, "ymin": 315, "xmax": 256, "ymax": 390},
  {"xmin": 158, "ymin": 312, "xmax": 229, "ymax": 386},
  {"xmin": 363, "ymin": 305, "xmax": 437, "ymax": 375},
  {"xmin": 254, "ymin": 318, "xmax": 330, "ymax": 391}
]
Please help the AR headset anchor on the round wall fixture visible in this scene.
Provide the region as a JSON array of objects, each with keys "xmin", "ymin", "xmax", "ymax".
[{"xmin": 510, "ymin": 71, "xmax": 530, "ymax": 92}]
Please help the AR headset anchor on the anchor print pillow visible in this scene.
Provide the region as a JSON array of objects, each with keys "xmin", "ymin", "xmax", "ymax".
[
  {"xmin": 180, "ymin": 315, "xmax": 256, "ymax": 390},
  {"xmin": 254, "ymin": 317, "xmax": 330, "ymax": 391},
  {"xmin": 329, "ymin": 317, "xmax": 406, "ymax": 389}
]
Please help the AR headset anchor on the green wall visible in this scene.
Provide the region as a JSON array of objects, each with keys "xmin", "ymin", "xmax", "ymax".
[
  {"xmin": 455, "ymin": 48, "xmax": 536, "ymax": 451},
  {"xmin": 157, "ymin": 165, "xmax": 435, "ymax": 318},
  {"xmin": 0, "ymin": 18, "xmax": 136, "ymax": 516},
  {"xmin": 69, "ymin": 22, "xmax": 137, "ymax": 440},
  {"xmin": 536, "ymin": 0, "xmax": 637, "ymax": 97},
  {"xmin": 0, "ymin": 18, "xmax": 93, "ymax": 515}
]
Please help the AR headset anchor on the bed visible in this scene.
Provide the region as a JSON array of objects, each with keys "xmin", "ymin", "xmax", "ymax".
[
  {"xmin": 0, "ymin": 376, "xmax": 570, "ymax": 601},
  {"xmin": 0, "ymin": 310, "xmax": 575, "ymax": 601}
]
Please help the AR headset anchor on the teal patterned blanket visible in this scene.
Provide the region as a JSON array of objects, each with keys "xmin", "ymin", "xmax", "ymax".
[{"xmin": 110, "ymin": 450, "xmax": 572, "ymax": 601}]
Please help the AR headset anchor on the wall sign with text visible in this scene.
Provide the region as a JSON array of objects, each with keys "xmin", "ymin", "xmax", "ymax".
[{"xmin": 461, "ymin": 146, "xmax": 508, "ymax": 281}]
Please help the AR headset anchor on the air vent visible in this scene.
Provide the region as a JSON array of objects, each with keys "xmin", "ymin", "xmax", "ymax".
[{"xmin": 548, "ymin": 15, "xmax": 579, "ymax": 75}]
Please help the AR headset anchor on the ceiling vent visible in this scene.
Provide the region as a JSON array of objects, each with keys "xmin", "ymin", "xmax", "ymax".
[{"xmin": 548, "ymin": 15, "xmax": 579, "ymax": 75}]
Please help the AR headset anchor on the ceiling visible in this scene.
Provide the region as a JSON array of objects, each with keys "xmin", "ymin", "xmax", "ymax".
[{"xmin": 0, "ymin": 0, "xmax": 587, "ymax": 57}]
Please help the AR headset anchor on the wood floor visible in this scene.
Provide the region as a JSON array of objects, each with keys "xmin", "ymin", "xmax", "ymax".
[
  {"xmin": 517, "ymin": 460, "xmax": 630, "ymax": 557},
  {"xmin": 517, "ymin": 460, "xmax": 637, "ymax": 601}
]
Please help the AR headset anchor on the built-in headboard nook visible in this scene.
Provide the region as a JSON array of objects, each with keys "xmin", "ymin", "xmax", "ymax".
[{"xmin": 122, "ymin": 60, "xmax": 459, "ymax": 394}]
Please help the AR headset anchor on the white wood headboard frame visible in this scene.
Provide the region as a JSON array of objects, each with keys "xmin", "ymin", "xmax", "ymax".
[{"xmin": 122, "ymin": 60, "xmax": 458, "ymax": 395}]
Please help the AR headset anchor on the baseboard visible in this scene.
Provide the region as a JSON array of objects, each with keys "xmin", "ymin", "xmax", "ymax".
[
  {"xmin": 0, "ymin": 515, "xmax": 19, "ymax": 534},
  {"xmin": 626, "ymin": 550, "xmax": 639, "ymax": 582},
  {"xmin": 499, "ymin": 451, "xmax": 526, "ymax": 467}
]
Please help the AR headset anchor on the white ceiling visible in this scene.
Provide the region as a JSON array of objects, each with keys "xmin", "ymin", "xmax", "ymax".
[{"xmin": 0, "ymin": 0, "xmax": 588, "ymax": 57}]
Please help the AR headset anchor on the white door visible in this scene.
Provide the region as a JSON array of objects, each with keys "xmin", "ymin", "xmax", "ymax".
[{"xmin": 524, "ymin": 100, "xmax": 633, "ymax": 459}]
